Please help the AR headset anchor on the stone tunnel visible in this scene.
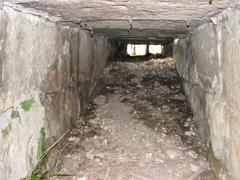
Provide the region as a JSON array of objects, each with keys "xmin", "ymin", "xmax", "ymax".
[{"xmin": 0, "ymin": 0, "xmax": 240, "ymax": 179}]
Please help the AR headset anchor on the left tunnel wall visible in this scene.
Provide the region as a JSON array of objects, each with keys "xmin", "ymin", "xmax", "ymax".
[{"xmin": 0, "ymin": 5, "xmax": 112, "ymax": 179}]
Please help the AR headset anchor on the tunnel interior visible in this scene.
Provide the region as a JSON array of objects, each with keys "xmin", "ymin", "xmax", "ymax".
[{"xmin": 0, "ymin": 0, "xmax": 240, "ymax": 180}]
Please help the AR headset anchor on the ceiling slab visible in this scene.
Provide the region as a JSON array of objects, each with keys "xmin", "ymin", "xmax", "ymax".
[{"xmin": 2, "ymin": 0, "xmax": 240, "ymax": 40}]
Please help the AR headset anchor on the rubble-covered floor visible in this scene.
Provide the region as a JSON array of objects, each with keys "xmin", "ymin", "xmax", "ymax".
[{"xmin": 51, "ymin": 58, "xmax": 214, "ymax": 180}]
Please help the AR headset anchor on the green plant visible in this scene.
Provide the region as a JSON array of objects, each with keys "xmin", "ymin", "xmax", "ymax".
[
  {"xmin": 37, "ymin": 128, "xmax": 46, "ymax": 160},
  {"xmin": 11, "ymin": 110, "xmax": 20, "ymax": 119},
  {"xmin": 207, "ymin": 145, "xmax": 222, "ymax": 180},
  {"xmin": 21, "ymin": 99, "xmax": 34, "ymax": 112},
  {"xmin": 2, "ymin": 123, "xmax": 11, "ymax": 138},
  {"xmin": 24, "ymin": 129, "xmax": 70, "ymax": 180}
]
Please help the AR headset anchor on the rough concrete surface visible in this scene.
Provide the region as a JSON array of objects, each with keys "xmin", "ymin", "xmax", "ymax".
[
  {"xmin": 176, "ymin": 8, "xmax": 240, "ymax": 180},
  {"xmin": 2, "ymin": 0, "xmax": 240, "ymax": 40}
]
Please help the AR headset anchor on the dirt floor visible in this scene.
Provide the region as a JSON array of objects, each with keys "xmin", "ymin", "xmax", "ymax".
[{"xmin": 50, "ymin": 58, "xmax": 214, "ymax": 180}]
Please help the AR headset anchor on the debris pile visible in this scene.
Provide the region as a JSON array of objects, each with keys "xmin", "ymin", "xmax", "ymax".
[{"xmin": 51, "ymin": 58, "xmax": 214, "ymax": 180}]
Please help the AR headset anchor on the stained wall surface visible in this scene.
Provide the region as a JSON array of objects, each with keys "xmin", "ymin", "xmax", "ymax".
[
  {"xmin": 176, "ymin": 8, "xmax": 240, "ymax": 180},
  {"xmin": 0, "ymin": 6, "xmax": 112, "ymax": 179}
]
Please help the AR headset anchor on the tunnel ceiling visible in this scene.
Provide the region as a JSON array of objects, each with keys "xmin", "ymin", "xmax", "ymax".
[{"xmin": 3, "ymin": 0, "xmax": 240, "ymax": 41}]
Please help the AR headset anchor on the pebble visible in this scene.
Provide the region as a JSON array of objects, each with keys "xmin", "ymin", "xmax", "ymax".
[
  {"xmin": 154, "ymin": 81, "xmax": 160, "ymax": 87},
  {"xmin": 85, "ymin": 150, "xmax": 94, "ymax": 159},
  {"xmin": 185, "ymin": 131, "xmax": 194, "ymax": 136},
  {"xmin": 94, "ymin": 95, "xmax": 106, "ymax": 106},
  {"xmin": 65, "ymin": 154, "xmax": 72, "ymax": 158},
  {"xmin": 188, "ymin": 150, "xmax": 198, "ymax": 159},
  {"xmin": 77, "ymin": 176, "xmax": 87, "ymax": 180},
  {"xmin": 184, "ymin": 121, "xmax": 190, "ymax": 127},
  {"xmin": 86, "ymin": 151, "xmax": 104, "ymax": 160},
  {"xmin": 145, "ymin": 153, "xmax": 153, "ymax": 160},
  {"xmin": 68, "ymin": 137, "xmax": 76, "ymax": 141},
  {"xmin": 166, "ymin": 150, "xmax": 179, "ymax": 159},
  {"xmin": 190, "ymin": 164, "xmax": 201, "ymax": 172},
  {"xmin": 161, "ymin": 133, "xmax": 167, "ymax": 138},
  {"xmin": 155, "ymin": 158, "xmax": 164, "ymax": 163}
]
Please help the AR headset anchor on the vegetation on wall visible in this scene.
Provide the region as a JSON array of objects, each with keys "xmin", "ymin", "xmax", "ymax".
[
  {"xmin": 207, "ymin": 144, "xmax": 224, "ymax": 180},
  {"xmin": 24, "ymin": 129, "xmax": 70, "ymax": 180},
  {"xmin": 2, "ymin": 123, "xmax": 11, "ymax": 138},
  {"xmin": 21, "ymin": 99, "xmax": 34, "ymax": 112},
  {"xmin": 11, "ymin": 110, "xmax": 20, "ymax": 119}
]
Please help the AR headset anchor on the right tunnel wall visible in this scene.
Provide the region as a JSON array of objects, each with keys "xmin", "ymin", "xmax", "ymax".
[{"xmin": 176, "ymin": 8, "xmax": 240, "ymax": 180}]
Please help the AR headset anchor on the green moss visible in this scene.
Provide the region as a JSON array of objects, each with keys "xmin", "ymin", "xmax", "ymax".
[
  {"xmin": 27, "ymin": 128, "xmax": 46, "ymax": 180},
  {"xmin": 26, "ymin": 129, "xmax": 70, "ymax": 180},
  {"xmin": 11, "ymin": 110, "xmax": 20, "ymax": 119},
  {"xmin": 37, "ymin": 128, "xmax": 45, "ymax": 160},
  {"xmin": 21, "ymin": 99, "xmax": 34, "ymax": 112},
  {"xmin": 2, "ymin": 123, "xmax": 11, "ymax": 138},
  {"xmin": 207, "ymin": 145, "xmax": 222, "ymax": 180}
]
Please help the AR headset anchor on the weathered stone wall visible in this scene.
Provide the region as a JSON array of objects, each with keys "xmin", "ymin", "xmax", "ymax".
[
  {"xmin": 0, "ymin": 6, "xmax": 112, "ymax": 180},
  {"xmin": 78, "ymin": 31, "xmax": 113, "ymax": 103},
  {"xmin": 176, "ymin": 8, "xmax": 240, "ymax": 180}
]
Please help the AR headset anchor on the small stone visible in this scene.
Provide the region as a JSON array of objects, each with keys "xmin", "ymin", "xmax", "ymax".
[
  {"xmin": 86, "ymin": 150, "xmax": 104, "ymax": 160},
  {"xmin": 93, "ymin": 95, "xmax": 106, "ymax": 106},
  {"xmin": 86, "ymin": 150, "xmax": 94, "ymax": 159},
  {"xmin": 188, "ymin": 150, "xmax": 198, "ymax": 159},
  {"xmin": 161, "ymin": 133, "xmax": 166, "ymax": 138},
  {"xmin": 65, "ymin": 154, "xmax": 72, "ymax": 158},
  {"xmin": 184, "ymin": 121, "xmax": 190, "ymax": 127},
  {"xmin": 155, "ymin": 158, "xmax": 164, "ymax": 163},
  {"xmin": 154, "ymin": 81, "xmax": 160, "ymax": 87},
  {"xmin": 190, "ymin": 164, "xmax": 200, "ymax": 172},
  {"xmin": 68, "ymin": 137, "xmax": 76, "ymax": 141},
  {"xmin": 95, "ymin": 152, "xmax": 104, "ymax": 159},
  {"xmin": 166, "ymin": 150, "xmax": 179, "ymax": 159},
  {"xmin": 145, "ymin": 153, "xmax": 152, "ymax": 160},
  {"xmin": 103, "ymin": 139, "xmax": 108, "ymax": 145},
  {"xmin": 185, "ymin": 131, "xmax": 194, "ymax": 136},
  {"xmin": 77, "ymin": 176, "xmax": 87, "ymax": 180},
  {"xmin": 137, "ymin": 84, "xmax": 143, "ymax": 88}
]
